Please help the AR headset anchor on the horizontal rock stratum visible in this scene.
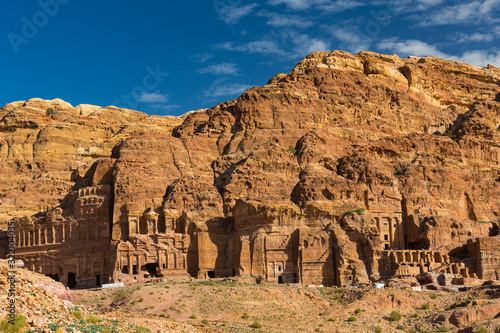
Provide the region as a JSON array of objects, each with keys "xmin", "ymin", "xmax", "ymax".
[{"xmin": 1, "ymin": 50, "xmax": 500, "ymax": 289}]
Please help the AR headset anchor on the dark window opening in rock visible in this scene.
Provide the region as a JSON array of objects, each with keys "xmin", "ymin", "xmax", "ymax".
[
  {"xmin": 47, "ymin": 274, "xmax": 59, "ymax": 281},
  {"xmin": 133, "ymin": 265, "xmax": 138, "ymax": 275},
  {"xmin": 67, "ymin": 272, "xmax": 76, "ymax": 289},
  {"xmin": 207, "ymin": 270, "xmax": 215, "ymax": 279},
  {"xmin": 278, "ymin": 275, "xmax": 283, "ymax": 284},
  {"xmin": 162, "ymin": 264, "xmax": 166, "ymax": 269},
  {"xmin": 121, "ymin": 265, "xmax": 129, "ymax": 274},
  {"xmin": 143, "ymin": 263, "xmax": 159, "ymax": 276},
  {"xmin": 293, "ymin": 273, "xmax": 298, "ymax": 282},
  {"xmin": 278, "ymin": 265, "xmax": 282, "ymax": 272},
  {"xmin": 384, "ymin": 244, "xmax": 389, "ymax": 250},
  {"xmin": 349, "ymin": 276, "xmax": 352, "ymax": 280},
  {"xmin": 96, "ymin": 274, "xmax": 101, "ymax": 286},
  {"xmin": 232, "ymin": 268, "xmax": 236, "ymax": 276},
  {"xmin": 384, "ymin": 234, "xmax": 388, "ymax": 241}
]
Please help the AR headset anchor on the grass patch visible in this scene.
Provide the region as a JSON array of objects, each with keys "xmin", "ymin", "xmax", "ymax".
[{"xmin": 389, "ymin": 311, "xmax": 401, "ymax": 322}]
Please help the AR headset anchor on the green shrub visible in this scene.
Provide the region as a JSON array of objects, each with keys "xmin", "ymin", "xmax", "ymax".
[
  {"xmin": 407, "ymin": 329, "xmax": 417, "ymax": 333},
  {"xmin": 348, "ymin": 316, "xmax": 357, "ymax": 322},
  {"xmin": 1, "ymin": 315, "xmax": 28, "ymax": 333},
  {"xmin": 87, "ymin": 314, "xmax": 99, "ymax": 324},
  {"xmin": 242, "ymin": 313, "xmax": 249, "ymax": 319},
  {"xmin": 421, "ymin": 303, "xmax": 430, "ymax": 310},
  {"xmin": 201, "ymin": 319, "xmax": 209, "ymax": 326},
  {"xmin": 396, "ymin": 324, "xmax": 405, "ymax": 330},
  {"xmin": 476, "ymin": 327, "xmax": 489, "ymax": 333},
  {"xmin": 438, "ymin": 325, "xmax": 450, "ymax": 332},
  {"xmin": 251, "ymin": 321, "xmax": 262, "ymax": 328},
  {"xmin": 444, "ymin": 130, "xmax": 457, "ymax": 142},
  {"xmin": 412, "ymin": 313, "xmax": 419, "ymax": 319},
  {"xmin": 288, "ymin": 145, "xmax": 297, "ymax": 156},
  {"xmin": 375, "ymin": 327, "xmax": 382, "ymax": 333},
  {"xmin": 189, "ymin": 314, "xmax": 197, "ymax": 319},
  {"xmin": 327, "ymin": 318, "xmax": 335, "ymax": 322},
  {"xmin": 389, "ymin": 311, "xmax": 402, "ymax": 322},
  {"xmin": 134, "ymin": 327, "xmax": 150, "ymax": 333},
  {"xmin": 347, "ymin": 208, "xmax": 365, "ymax": 215},
  {"xmin": 429, "ymin": 293, "xmax": 437, "ymax": 299},
  {"xmin": 46, "ymin": 108, "xmax": 54, "ymax": 116},
  {"xmin": 354, "ymin": 308, "xmax": 362, "ymax": 314},
  {"xmin": 73, "ymin": 310, "xmax": 83, "ymax": 319}
]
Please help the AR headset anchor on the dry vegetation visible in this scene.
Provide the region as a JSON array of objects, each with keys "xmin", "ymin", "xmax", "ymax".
[{"xmin": 72, "ymin": 280, "xmax": 500, "ymax": 333}]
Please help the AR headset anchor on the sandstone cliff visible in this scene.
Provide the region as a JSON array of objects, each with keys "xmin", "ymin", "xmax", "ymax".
[{"xmin": 2, "ymin": 50, "xmax": 500, "ymax": 288}]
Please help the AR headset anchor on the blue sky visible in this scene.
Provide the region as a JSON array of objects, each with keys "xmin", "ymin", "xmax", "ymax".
[{"xmin": 1, "ymin": 0, "xmax": 500, "ymax": 116}]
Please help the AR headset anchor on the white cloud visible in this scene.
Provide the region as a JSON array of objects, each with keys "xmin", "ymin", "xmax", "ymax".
[
  {"xmin": 198, "ymin": 63, "xmax": 240, "ymax": 75},
  {"xmin": 135, "ymin": 91, "xmax": 169, "ymax": 103},
  {"xmin": 190, "ymin": 53, "xmax": 214, "ymax": 63},
  {"xmin": 150, "ymin": 104, "xmax": 180, "ymax": 112},
  {"xmin": 268, "ymin": 0, "xmax": 314, "ymax": 10},
  {"xmin": 267, "ymin": 0, "xmax": 362, "ymax": 11},
  {"xmin": 371, "ymin": 0, "xmax": 444, "ymax": 13},
  {"xmin": 377, "ymin": 38, "xmax": 500, "ymax": 67},
  {"xmin": 416, "ymin": 0, "xmax": 500, "ymax": 26},
  {"xmin": 317, "ymin": 0, "xmax": 364, "ymax": 12},
  {"xmin": 217, "ymin": 40, "xmax": 286, "ymax": 55},
  {"xmin": 203, "ymin": 79, "xmax": 253, "ymax": 98},
  {"xmin": 330, "ymin": 26, "xmax": 372, "ymax": 53},
  {"xmin": 256, "ymin": 10, "xmax": 313, "ymax": 28},
  {"xmin": 454, "ymin": 32, "xmax": 496, "ymax": 43},
  {"xmin": 290, "ymin": 33, "xmax": 331, "ymax": 57},
  {"xmin": 458, "ymin": 50, "xmax": 500, "ymax": 67},
  {"xmin": 214, "ymin": 3, "xmax": 258, "ymax": 24},
  {"xmin": 377, "ymin": 39, "xmax": 449, "ymax": 58}
]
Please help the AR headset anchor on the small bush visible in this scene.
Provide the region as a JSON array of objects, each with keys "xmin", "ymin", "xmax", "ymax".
[
  {"xmin": 476, "ymin": 326, "xmax": 489, "ymax": 333},
  {"xmin": 46, "ymin": 108, "xmax": 54, "ymax": 116},
  {"xmin": 201, "ymin": 319, "xmax": 209, "ymax": 326},
  {"xmin": 87, "ymin": 314, "xmax": 99, "ymax": 324},
  {"xmin": 348, "ymin": 316, "xmax": 357, "ymax": 322},
  {"xmin": 189, "ymin": 314, "xmax": 197, "ymax": 319},
  {"xmin": 327, "ymin": 318, "xmax": 335, "ymax": 322},
  {"xmin": 429, "ymin": 293, "xmax": 437, "ymax": 299},
  {"xmin": 375, "ymin": 327, "xmax": 382, "ymax": 333},
  {"xmin": 389, "ymin": 311, "xmax": 402, "ymax": 322},
  {"xmin": 101, "ymin": 329, "xmax": 110, "ymax": 333},
  {"xmin": 0, "ymin": 315, "xmax": 28, "ymax": 333},
  {"xmin": 288, "ymin": 145, "xmax": 297, "ymax": 156},
  {"xmin": 396, "ymin": 324, "xmax": 405, "ymax": 330},
  {"xmin": 134, "ymin": 327, "xmax": 150, "ymax": 333},
  {"xmin": 251, "ymin": 321, "xmax": 262, "ymax": 328},
  {"xmin": 354, "ymin": 308, "xmax": 362, "ymax": 314},
  {"xmin": 412, "ymin": 313, "xmax": 419, "ymax": 319},
  {"xmin": 438, "ymin": 325, "xmax": 450, "ymax": 332},
  {"xmin": 73, "ymin": 310, "xmax": 83, "ymax": 319},
  {"xmin": 407, "ymin": 329, "xmax": 417, "ymax": 333},
  {"xmin": 421, "ymin": 303, "xmax": 430, "ymax": 310},
  {"xmin": 138, "ymin": 297, "xmax": 144, "ymax": 302},
  {"xmin": 444, "ymin": 130, "xmax": 458, "ymax": 142},
  {"xmin": 347, "ymin": 208, "xmax": 365, "ymax": 215},
  {"xmin": 242, "ymin": 313, "xmax": 249, "ymax": 319}
]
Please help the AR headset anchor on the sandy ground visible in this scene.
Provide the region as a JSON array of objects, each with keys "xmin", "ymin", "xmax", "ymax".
[{"xmin": 73, "ymin": 279, "xmax": 500, "ymax": 333}]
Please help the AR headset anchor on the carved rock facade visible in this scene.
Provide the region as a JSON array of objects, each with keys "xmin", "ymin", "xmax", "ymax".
[{"xmin": 2, "ymin": 50, "xmax": 500, "ymax": 288}]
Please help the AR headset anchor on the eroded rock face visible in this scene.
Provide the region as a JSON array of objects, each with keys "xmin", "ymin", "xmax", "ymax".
[{"xmin": 2, "ymin": 50, "xmax": 500, "ymax": 288}]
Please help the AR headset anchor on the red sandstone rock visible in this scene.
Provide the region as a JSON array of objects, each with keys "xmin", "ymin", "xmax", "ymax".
[{"xmin": 1, "ymin": 50, "xmax": 500, "ymax": 289}]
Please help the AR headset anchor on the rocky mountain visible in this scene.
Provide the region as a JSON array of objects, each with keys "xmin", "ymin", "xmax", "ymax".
[{"xmin": 1, "ymin": 50, "xmax": 500, "ymax": 290}]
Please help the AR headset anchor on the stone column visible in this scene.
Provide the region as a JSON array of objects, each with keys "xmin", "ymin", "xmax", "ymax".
[{"xmin": 128, "ymin": 253, "xmax": 133, "ymax": 275}]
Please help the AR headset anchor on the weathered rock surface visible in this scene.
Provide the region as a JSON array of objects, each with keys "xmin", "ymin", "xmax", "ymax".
[
  {"xmin": 0, "ymin": 98, "xmax": 183, "ymax": 225},
  {"xmin": 2, "ymin": 50, "xmax": 500, "ymax": 289}
]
